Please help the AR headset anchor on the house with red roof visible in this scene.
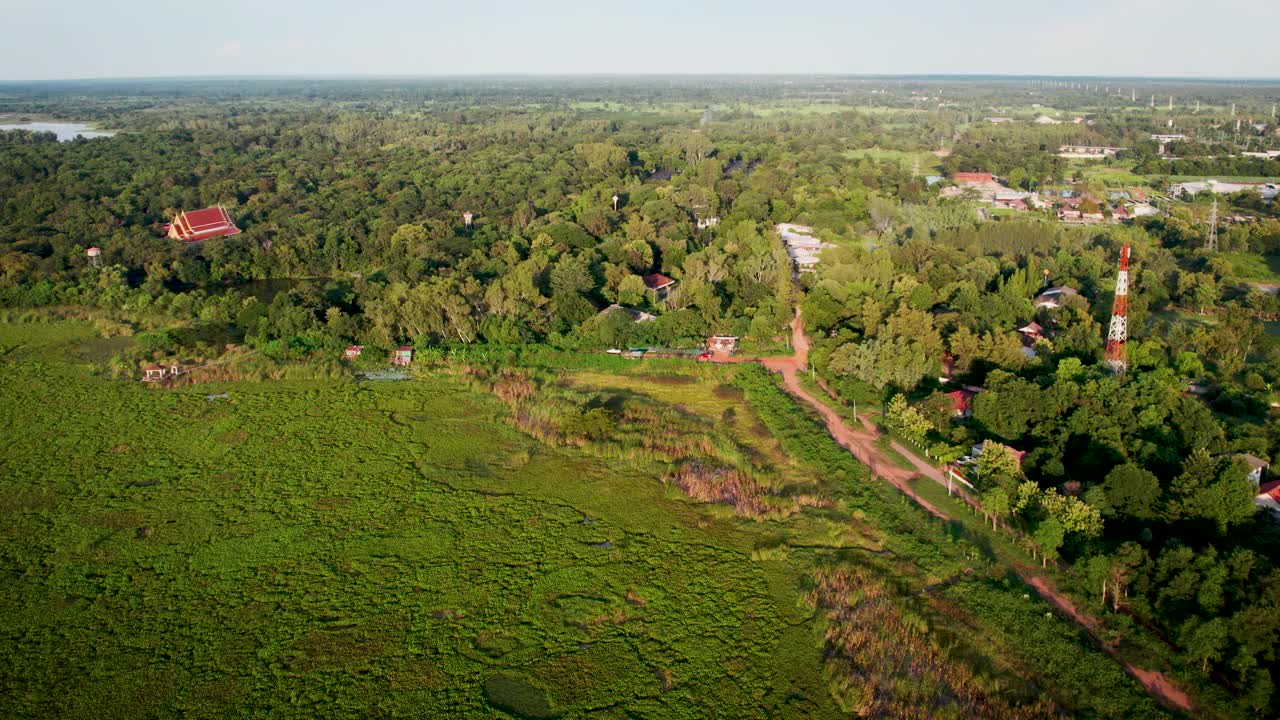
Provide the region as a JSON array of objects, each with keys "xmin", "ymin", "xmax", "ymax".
[
  {"xmin": 344, "ymin": 345, "xmax": 364, "ymax": 360},
  {"xmin": 946, "ymin": 389, "xmax": 975, "ymax": 418},
  {"xmin": 1255, "ymin": 479, "xmax": 1280, "ymax": 514},
  {"xmin": 642, "ymin": 273, "xmax": 677, "ymax": 297},
  {"xmin": 1017, "ymin": 322, "xmax": 1044, "ymax": 340},
  {"xmin": 165, "ymin": 206, "xmax": 241, "ymax": 243},
  {"xmin": 391, "ymin": 346, "xmax": 413, "ymax": 367},
  {"xmin": 142, "ymin": 364, "xmax": 168, "ymax": 382}
]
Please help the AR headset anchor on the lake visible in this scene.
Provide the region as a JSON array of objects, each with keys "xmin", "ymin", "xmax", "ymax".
[{"xmin": 0, "ymin": 122, "xmax": 115, "ymax": 141}]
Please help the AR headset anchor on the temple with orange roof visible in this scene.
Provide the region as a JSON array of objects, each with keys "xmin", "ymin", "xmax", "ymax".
[{"xmin": 164, "ymin": 206, "xmax": 241, "ymax": 243}]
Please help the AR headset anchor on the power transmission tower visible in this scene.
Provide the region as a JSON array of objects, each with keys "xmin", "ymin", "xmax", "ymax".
[
  {"xmin": 1104, "ymin": 245, "xmax": 1131, "ymax": 374},
  {"xmin": 1206, "ymin": 198, "xmax": 1219, "ymax": 252}
]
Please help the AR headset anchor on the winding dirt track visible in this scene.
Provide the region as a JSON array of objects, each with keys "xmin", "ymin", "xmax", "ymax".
[{"xmin": 734, "ymin": 311, "xmax": 1195, "ymax": 716}]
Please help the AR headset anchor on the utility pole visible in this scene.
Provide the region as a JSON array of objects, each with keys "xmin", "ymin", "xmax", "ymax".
[
  {"xmin": 1104, "ymin": 245, "xmax": 1131, "ymax": 374},
  {"xmin": 1206, "ymin": 198, "xmax": 1219, "ymax": 253}
]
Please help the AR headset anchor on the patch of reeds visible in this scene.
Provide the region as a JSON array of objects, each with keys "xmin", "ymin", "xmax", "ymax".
[{"xmin": 806, "ymin": 566, "xmax": 1057, "ymax": 720}]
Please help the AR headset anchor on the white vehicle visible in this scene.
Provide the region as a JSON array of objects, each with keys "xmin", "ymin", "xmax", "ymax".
[{"xmin": 606, "ymin": 348, "xmax": 623, "ymax": 355}]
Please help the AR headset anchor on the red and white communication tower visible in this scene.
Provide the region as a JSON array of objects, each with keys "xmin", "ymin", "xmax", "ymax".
[{"xmin": 1104, "ymin": 245, "xmax": 1131, "ymax": 373}]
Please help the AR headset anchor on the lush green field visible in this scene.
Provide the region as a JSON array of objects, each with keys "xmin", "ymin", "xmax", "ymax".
[
  {"xmin": 0, "ymin": 322, "xmax": 1175, "ymax": 719},
  {"xmin": 1223, "ymin": 252, "xmax": 1280, "ymax": 284},
  {"xmin": 1069, "ymin": 162, "xmax": 1153, "ymax": 187},
  {"xmin": 0, "ymin": 322, "xmax": 840, "ymax": 719}
]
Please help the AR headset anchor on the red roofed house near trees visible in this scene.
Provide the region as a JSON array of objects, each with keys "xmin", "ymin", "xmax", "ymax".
[
  {"xmin": 642, "ymin": 273, "xmax": 677, "ymax": 297},
  {"xmin": 946, "ymin": 389, "xmax": 975, "ymax": 418},
  {"xmin": 165, "ymin": 206, "xmax": 241, "ymax": 243}
]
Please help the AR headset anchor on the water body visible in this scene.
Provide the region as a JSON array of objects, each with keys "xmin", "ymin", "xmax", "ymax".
[{"xmin": 0, "ymin": 122, "xmax": 115, "ymax": 141}]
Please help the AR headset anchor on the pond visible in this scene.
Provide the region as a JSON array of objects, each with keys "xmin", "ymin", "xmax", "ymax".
[{"xmin": 0, "ymin": 121, "xmax": 115, "ymax": 141}]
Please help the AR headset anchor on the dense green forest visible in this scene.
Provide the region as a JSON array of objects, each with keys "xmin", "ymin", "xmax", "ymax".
[{"xmin": 4, "ymin": 77, "xmax": 1280, "ymax": 718}]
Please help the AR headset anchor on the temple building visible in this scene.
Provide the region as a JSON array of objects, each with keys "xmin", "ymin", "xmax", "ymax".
[{"xmin": 165, "ymin": 207, "xmax": 241, "ymax": 243}]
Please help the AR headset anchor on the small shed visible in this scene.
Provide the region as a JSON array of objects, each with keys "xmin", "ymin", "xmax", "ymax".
[
  {"xmin": 1017, "ymin": 322, "xmax": 1044, "ymax": 340},
  {"xmin": 344, "ymin": 345, "xmax": 364, "ymax": 360},
  {"xmin": 142, "ymin": 364, "xmax": 167, "ymax": 382},
  {"xmin": 707, "ymin": 336, "xmax": 739, "ymax": 354},
  {"xmin": 391, "ymin": 346, "xmax": 413, "ymax": 367},
  {"xmin": 1237, "ymin": 454, "xmax": 1269, "ymax": 486}
]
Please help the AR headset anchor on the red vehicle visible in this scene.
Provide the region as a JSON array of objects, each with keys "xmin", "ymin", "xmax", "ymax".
[{"xmin": 696, "ymin": 352, "xmax": 713, "ymax": 362}]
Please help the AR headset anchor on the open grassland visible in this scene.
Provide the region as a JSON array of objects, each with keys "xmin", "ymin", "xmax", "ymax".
[
  {"xmin": 1070, "ymin": 162, "xmax": 1153, "ymax": 187},
  {"xmin": 0, "ymin": 324, "xmax": 841, "ymax": 719},
  {"xmin": 1223, "ymin": 252, "xmax": 1280, "ymax": 283},
  {"xmin": 0, "ymin": 322, "xmax": 1174, "ymax": 719}
]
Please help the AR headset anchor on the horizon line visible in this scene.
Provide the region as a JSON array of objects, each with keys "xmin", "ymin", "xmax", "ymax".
[{"xmin": 3, "ymin": 72, "xmax": 1280, "ymax": 85}]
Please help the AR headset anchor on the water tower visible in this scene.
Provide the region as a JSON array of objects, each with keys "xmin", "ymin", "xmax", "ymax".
[
  {"xmin": 86, "ymin": 247, "xmax": 102, "ymax": 268},
  {"xmin": 463, "ymin": 211, "xmax": 474, "ymax": 229},
  {"xmin": 612, "ymin": 194, "xmax": 619, "ymax": 211}
]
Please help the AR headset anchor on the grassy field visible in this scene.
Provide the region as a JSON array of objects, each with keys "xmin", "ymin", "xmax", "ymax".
[
  {"xmin": 1070, "ymin": 162, "xmax": 1153, "ymax": 187},
  {"xmin": 0, "ymin": 321, "xmax": 1176, "ymax": 719},
  {"xmin": 0, "ymin": 323, "xmax": 842, "ymax": 719},
  {"xmin": 1223, "ymin": 252, "xmax": 1280, "ymax": 284}
]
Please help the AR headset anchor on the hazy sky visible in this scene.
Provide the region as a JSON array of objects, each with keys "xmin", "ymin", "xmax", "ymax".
[{"xmin": 2, "ymin": 0, "xmax": 1276, "ymax": 80}]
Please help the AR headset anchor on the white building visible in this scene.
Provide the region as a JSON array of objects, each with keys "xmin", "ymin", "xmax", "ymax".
[
  {"xmin": 776, "ymin": 223, "xmax": 836, "ymax": 274},
  {"xmin": 1034, "ymin": 286, "xmax": 1080, "ymax": 310},
  {"xmin": 1170, "ymin": 180, "xmax": 1278, "ymax": 202},
  {"xmin": 1057, "ymin": 145, "xmax": 1125, "ymax": 159}
]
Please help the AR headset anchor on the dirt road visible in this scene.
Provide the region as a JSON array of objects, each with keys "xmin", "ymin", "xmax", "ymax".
[{"xmin": 738, "ymin": 310, "xmax": 1196, "ymax": 716}]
